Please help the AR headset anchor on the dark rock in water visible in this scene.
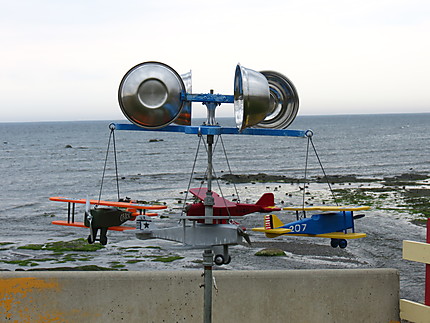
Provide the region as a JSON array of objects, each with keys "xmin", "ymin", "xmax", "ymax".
[
  {"xmin": 314, "ymin": 174, "xmax": 375, "ymax": 183},
  {"xmin": 384, "ymin": 172, "xmax": 429, "ymax": 182},
  {"xmin": 27, "ymin": 265, "xmax": 118, "ymax": 271},
  {"xmin": 221, "ymin": 172, "xmax": 426, "ymax": 186},
  {"xmin": 220, "ymin": 173, "xmax": 383, "ymax": 184},
  {"xmin": 220, "ymin": 173, "xmax": 300, "ymax": 184},
  {"xmin": 404, "ymin": 188, "xmax": 430, "ymax": 197},
  {"xmin": 149, "ymin": 139, "xmax": 164, "ymax": 143},
  {"xmin": 65, "ymin": 144, "xmax": 73, "ymax": 148}
]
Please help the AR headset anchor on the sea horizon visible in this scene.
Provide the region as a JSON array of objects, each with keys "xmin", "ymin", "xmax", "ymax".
[{"xmin": 1, "ymin": 111, "xmax": 429, "ymax": 124}]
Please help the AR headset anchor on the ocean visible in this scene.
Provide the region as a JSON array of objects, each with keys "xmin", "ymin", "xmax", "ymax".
[{"xmin": 1, "ymin": 113, "xmax": 429, "ymax": 302}]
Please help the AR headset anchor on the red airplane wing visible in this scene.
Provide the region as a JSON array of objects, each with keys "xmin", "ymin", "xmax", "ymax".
[{"xmin": 189, "ymin": 188, "xmax": 236, "ymax": 208}]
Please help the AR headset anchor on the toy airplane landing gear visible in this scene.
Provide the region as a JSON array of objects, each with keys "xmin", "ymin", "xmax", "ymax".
[
  {"xmin": 214, "ymin": 255, "xmax": 231, "ymax": 266},
  {"xmin": 213, "ymin": 245, "xmax": 232, "ymax": 266},
  {"xmin": 87, "ymin": 227, "xmax": 108, "ymax": 245},
  {"xmin": 331, "ymin": 238, "xmax": 347, "ymax": 249}
]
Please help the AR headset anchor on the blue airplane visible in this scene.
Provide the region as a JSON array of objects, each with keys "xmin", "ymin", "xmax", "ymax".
[{"xmin": 252, "ymin": 205, "xmax": 369, "ymax": 248}]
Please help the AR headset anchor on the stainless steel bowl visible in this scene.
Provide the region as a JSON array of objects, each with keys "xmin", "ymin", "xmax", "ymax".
[
  {"xmin": 173, "ymin": 70, "xmax": 192, "ymax": 126},
  {"xmin": 234, "ymin": 64, "xmax": 270, "ymax": 131},
  {"xmin": 118, "ymin": 61, "xmax": 186, "ymax": 129},
  {"xmin": 254, "ymin": 71, "xmax": 299, "ymax": 129}
]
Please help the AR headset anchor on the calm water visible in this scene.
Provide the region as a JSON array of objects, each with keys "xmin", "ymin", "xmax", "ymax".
[
  {"xmin": 2, "ymin": 114, "xmax": 428, "ymax": 209},
  {"xmin": 0, "ymin": 113, "xmax": 429, "ymax": 301}
]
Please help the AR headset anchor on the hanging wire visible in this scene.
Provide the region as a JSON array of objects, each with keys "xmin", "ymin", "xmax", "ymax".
[
  {"xmin": 219, "ymin": 135, "xmax": 241, "ymax": 203},
  {"xmin": 97, "ymin": 127, "xmax": 121, "ymax": 205},
  {"xmin": 212, "ymin": 166, "xmax": 233, "ymax": 220},
  {"xmin": 309, "ymin": 137, "xmax": 339, "ymax": 206},
  {"xmin": 112, "ymin": 129, "xmax": 120, "ymax": 201},
  {"xmin": 302, "ymin": 136, "xmax": 311, "ymax": 213},
  {"xmin": 180, "ymin": 134, "xmax": 204, "ymax": 218},
  {"xmin": 199, "ymin": 135, "xmax": 233, "ymax": 219},
  {"xmin": 97, "ymin": 128, "xmax": 113, "ymax": 205}
]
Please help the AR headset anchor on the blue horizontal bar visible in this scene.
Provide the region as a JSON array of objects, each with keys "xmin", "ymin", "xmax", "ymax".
[
  {"xmin": 111, "ymin": 123, "xmax": 309, "ymax": 138},
  {"xmin": 182, "ymin": 93, "xmax": 234, "ymax": 104}
]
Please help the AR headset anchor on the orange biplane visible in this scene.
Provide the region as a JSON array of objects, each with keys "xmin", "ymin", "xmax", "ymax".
[{"xmin": 50, "ymin": 196, "xmax": 167, "ymax": 245}]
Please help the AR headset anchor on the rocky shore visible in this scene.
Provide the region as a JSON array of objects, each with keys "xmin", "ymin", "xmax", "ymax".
[
  {"xmin": 0, "ymin": 171, "xmax": 428, "ymax": 305},
  {"xmin": 220, "ymin": 172, "xmax": 429, "ymax": 185},
  {"xmin": 220, "ymin": 172, "xmax": 430, "ymax": 223}
]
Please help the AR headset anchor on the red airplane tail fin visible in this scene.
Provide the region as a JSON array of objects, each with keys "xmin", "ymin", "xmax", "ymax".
[{"xmin": 256, "ymin": 193, "xmax": 275, "ymax": 207}]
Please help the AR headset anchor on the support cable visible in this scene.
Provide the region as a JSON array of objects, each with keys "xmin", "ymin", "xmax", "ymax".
[
  {"xmin": 301, "ymin": 136, "xmax": 310, "ymax": 216},
  {"xmin": 309, "ymin": 137, "xmax": 338, "ymax": 206},
  {"xmin": 219, "ymin": 135, "xmax": 240, "ymax": 203},
  {"xmin": 212, "ymin": 166, "xmax": 233, "ymax": 220},
  {"xmin": 201, "ymin": 135, "xmax": 233, "ymax": 219},
  {"xmin": 112, "ymin": 129, "xmax": 121, "ymax": 201},
  {"xmin": 181, "ymin": 134, "xmax": 204, "ymax": 218},
  {"xmin": 97, "ymin": 127, "xmax": 121, "ymax": 205}
]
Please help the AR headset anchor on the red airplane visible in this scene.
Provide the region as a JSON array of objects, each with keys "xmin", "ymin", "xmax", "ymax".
[{"xmin": 185, "ymin": 187, "xmax": 280, "ymax": 224}]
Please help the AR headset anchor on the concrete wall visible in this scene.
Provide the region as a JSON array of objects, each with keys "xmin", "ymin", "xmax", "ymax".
[{"xmin": 0, "ymin": 269, "xmax": 399, "ymax": 323}]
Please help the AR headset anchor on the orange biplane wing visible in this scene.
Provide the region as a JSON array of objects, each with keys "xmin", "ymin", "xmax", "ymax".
[
  {"xmin": 50, "ymin": 196, "xmax": 167, "ymax": 211},
  {"xmin": 51, "ymin": 220, "xmax": 136, "ymax": 231}
]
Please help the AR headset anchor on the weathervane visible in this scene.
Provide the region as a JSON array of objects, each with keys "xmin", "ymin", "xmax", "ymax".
[
  {"xmin": 49, "ymin": 61, "xmax": 369, "ymax": 323},
  {"xmin": 113, "ymin": 61, "xmax": 303, "ymax": 322},
  {"xmin": 114, "ymin": 61, "xmax": 303, "ymax": 259},
  {"xmin": 115, "ymin": 61, "xmax": 305, "ymax": 255}
]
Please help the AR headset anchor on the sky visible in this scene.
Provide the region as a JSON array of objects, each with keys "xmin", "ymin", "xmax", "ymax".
[{"xmin": 1, "ymin": 0, "xmax": 429, "ymax": 122}]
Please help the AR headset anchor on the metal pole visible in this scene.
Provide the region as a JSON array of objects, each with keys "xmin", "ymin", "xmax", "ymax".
[
  {"xmin": 203, "ymin": 90, "xmax": 217, "ymax": 225},
  {"xmin": 204, "ymin": 134, "xmax": 214, "ymax": 224},
  {"xmin": 425, "ymin": 218, "xmax": 430, "ymax": 306},
  {"xmin": 203, "ymin": 249, "xmax": 213, "ymax": 323},
  {"xmin": 202, "ymin": 90, "xmax": 217, "ymax": 322}
]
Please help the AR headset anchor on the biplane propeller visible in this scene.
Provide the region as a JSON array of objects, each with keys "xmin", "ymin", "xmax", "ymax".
[
  {"xmin": 50, "ymin": 196, "xmax": 167, "ymax": 245},
  {"xmin": 252, "ymin": 205, "xmax": 369, "ymax": 248},
  {"xmin": 84, "ymin": 198, "xmax": 97, "ymax": 244}
]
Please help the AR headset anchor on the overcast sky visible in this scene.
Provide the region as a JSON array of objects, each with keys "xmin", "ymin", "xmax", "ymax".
[{"xmin": 1, "ymin": 0, "xmax": 429, "ymax": 122}]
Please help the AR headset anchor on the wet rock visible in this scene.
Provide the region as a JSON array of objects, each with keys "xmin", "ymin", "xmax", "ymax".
[
  {"xmin": 220, "ymin": 173, "xmax": 300, "ymax": 184},
  {"xmin": 28, "ymin": 265, "xmax": 118, "ymax": 271},
  {"xmin": 385, "ymin": 173, "xmax": 429, "ymax": 182},
  {"xmin": 255, "ymin": 248, "xmax": 285, "ymax": 257},
  {"xmin": 383, "ymin": 172, "xmax": 429, "ymax": 186}
]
